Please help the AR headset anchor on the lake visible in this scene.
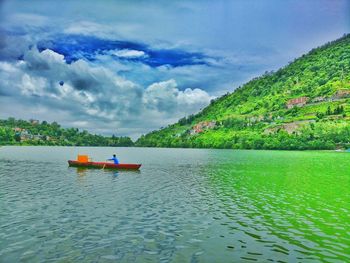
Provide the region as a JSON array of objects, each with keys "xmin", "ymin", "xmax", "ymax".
[{"xmin": 0, "ymin": 147, "xmax": 349, "ymax": 262}]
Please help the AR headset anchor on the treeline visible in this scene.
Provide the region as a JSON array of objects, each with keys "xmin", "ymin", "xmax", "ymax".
[
  {"xmin": 136, "ymin": 120, "xmax": 350, "ymax": 150},
  {"xmin": 0, "ymin": 118, "xmax": 134, "ymax": 147}
]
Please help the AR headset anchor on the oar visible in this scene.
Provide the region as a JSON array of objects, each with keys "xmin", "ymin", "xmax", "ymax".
[{"xmin": 102, "ymin": 159, "xmax": 110, "ymax": 170}]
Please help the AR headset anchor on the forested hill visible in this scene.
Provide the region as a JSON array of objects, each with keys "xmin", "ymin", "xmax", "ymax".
[
  {"xmin": 136, "ymin": 34, "xmax": 350, "ymax": 150},
  {"xmin": 0, "ymin": 118, "xmax": 134, "ymax": 146}
]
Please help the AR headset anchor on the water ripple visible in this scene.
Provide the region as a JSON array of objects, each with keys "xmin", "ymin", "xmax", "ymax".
[{"xmin": 0, "ymin": 147, "xmax": 349, "ymax": 262}]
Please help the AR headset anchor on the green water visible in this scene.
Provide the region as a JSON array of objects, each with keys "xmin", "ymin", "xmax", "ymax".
[{"xmin": 0, "ymin": 147, "xmax": 349, "ymax": 262}]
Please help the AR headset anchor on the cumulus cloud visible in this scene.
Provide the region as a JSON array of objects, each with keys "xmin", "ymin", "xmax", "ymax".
[
  {"xmin": 144, "ymin": 79, "xmax": 211, "ymax": 113},
  {"xmin": 0, "ymin": 47, "xmax": 212, "ymax": 138}
]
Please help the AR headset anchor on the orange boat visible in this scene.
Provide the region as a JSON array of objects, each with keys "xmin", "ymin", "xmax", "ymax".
[{"xmin": 68, "ymin": 155, "xmax": 141, "ymax": 170}]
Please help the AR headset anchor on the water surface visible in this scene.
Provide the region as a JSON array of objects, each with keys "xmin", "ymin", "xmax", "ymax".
[{"xmin": 0, "ymin": 147, "xmax": 349, "ymax": 262}]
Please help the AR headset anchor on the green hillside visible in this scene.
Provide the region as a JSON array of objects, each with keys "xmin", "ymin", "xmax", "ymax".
[
  {"xmin": 136, "ymin": 34, "xmax": 350, "ymax": 150},
  {"xmin": 0, "ymin": 118, "xmax": 134, "ymax": 146}
]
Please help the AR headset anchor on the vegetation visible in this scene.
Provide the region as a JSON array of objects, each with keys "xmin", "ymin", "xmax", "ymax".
[
  {"xmin": 0, "ymin": 118, "xmax": 134, "ymax": 146},
  {"xmin": 136, "ymin": 34, "xmax": 350, "ymax": 150}
]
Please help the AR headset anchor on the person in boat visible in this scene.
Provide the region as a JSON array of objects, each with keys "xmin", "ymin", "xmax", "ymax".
[{"xmin": 108, "ymin": 154, "xmax": 119, "ymax": 164}]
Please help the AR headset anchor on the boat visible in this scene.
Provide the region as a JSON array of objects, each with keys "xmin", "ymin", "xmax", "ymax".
[
  {"xmin": 68, "ymin": 160, "xmax": 141, "ymax": 170},
  {"xmin": 68, "ymin": 155, "xmax": 141, "ymax": 170}
]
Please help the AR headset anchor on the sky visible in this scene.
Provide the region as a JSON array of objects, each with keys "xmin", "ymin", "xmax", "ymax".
[{"xmin": 0, "ymin": 0, "xmax": 349, "ymax": 139}]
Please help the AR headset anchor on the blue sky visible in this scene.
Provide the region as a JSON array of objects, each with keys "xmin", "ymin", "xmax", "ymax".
[{"xmin": 0, "ymin": 0, "xmax": 349, "ymax": 138}]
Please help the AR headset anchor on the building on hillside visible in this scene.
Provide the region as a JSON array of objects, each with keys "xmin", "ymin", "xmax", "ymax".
[
  {"xmin": 20, "ymin": 130, "xmax": 33, "ymax": 141},
  {"xmin": 204, "ymin": 121, "xmax": 216, "ymax": 129},
  {"xmin": 13, "ymin": 127, "xmax": 23, "ymax": 133},
  {"xmin": 286, "ymin": 97, "xmax": 309, "ymax": 109},
  {"xmin": 333, "ymin": 89, "xmax": 350, "ymax": 99},
  {"xmin": 189, "ymin": 121, "xmax": 216, "ymax": 135},
  {"xmin": 190, "ymin": 126, "xmax": 203, "ymax": 135},
  {"xmin": 33, "ymin": 134, "xmax": 44, "ymax": 140},
  {"xmin": 30, "ymin": 119, "xmax": 39, "ymax": 125},
  {"xmin": 264, "ymin": 120, "xmax": 315, "ymax": 135},
  {"xmin": 312, "ymin": 96, "xmax": 326, "ymax": 103},
  {"xmin": 249, "ymin": 115, "xmax": 264, "ymax": 123},
  {"xmin": 263, "ymin": 127, "xmax": 279, "ymax": 135},
  {"xmin": 18, "ymin": 130, "xmax": 49, "ymax": 141}
]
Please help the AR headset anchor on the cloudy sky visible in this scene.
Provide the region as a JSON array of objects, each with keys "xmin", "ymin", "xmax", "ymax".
[{"xmin": 0, "ymin": 0, "xmax": 349, "ymax": 138}]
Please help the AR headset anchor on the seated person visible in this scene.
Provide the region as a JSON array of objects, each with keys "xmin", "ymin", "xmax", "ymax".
[{"xmin": 108, "ymin": 154, "xmax": 119, "ymax": 164}]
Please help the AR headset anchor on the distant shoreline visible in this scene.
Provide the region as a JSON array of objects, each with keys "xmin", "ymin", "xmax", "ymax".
[{"xmin": 0, "ymin": 144, "xmax": 345, "ymax": 152}]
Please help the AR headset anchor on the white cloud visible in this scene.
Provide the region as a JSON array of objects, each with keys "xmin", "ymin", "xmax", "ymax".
[
  {"xmin": 20, "ymin": 74, "xmax": 48, "ymax": 97},
  {"xmin": 112, "ymin": 49, "xmax": 147, "ymax": 58},
  {"xmin": 0, "ymin": 48, "xmax": 213, "ymax": 138},
  {"xmin": 64, "ymin": 21, "xmax": 119, "ymax": 38},
  {"xmin": 63, "ymin": 20, "xmax": 142, "ymax": 40},
  {"xmin": 143, "ymin": 79, "xmax": 212, "ymax": 114}
]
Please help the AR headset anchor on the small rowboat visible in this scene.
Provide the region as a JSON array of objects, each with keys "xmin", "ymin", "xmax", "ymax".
[{"xmin": 68, "ymin": 160, "xmax": 141, "ymax": 170}]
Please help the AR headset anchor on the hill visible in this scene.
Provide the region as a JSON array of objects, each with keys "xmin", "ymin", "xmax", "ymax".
[
  {"xmin": 0, "ymin": 118, "xmax": 134, "ymax": 146},
  {"xmin": 136, "ymin": 34, "xmax": 350, "ymax": 150}
]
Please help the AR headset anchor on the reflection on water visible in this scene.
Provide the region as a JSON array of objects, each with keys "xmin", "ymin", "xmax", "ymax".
[
  {"xmin": 74, "ymin": 167, "xmax": 121, "ymax": 177},
  {"xmin": 74, "ymin": 167, "xmax": 142, "ymax": 183},
  {"xmin": 76, "ymin": 167, "xmax": 88, "ymax": 176},
  {"xmin": 73, "ymin": 166, "xmax": 142, "ymax": 177},
  {"xmin": 0, "ymin": 147, "xmax": 349, "ymax": 262}
]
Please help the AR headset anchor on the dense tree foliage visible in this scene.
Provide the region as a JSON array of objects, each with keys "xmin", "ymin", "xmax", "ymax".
[
  {"xmin": 136, "ymin": 34, "xmax": 350, "ymax": 150},
  {"xmin": 0, "ymin": 118, "xmax": 134, "ymax": 147}
]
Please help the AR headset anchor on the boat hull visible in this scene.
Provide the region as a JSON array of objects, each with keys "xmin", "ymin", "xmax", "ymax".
[{"xmin": 68, "ymin": 160, "xmax": 141, "ymax": 170}]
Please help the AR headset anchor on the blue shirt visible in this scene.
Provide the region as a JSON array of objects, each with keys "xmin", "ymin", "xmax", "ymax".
[{"xmin": 108, "ymin": 157, "xmax": 119, "ymax": 164}]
